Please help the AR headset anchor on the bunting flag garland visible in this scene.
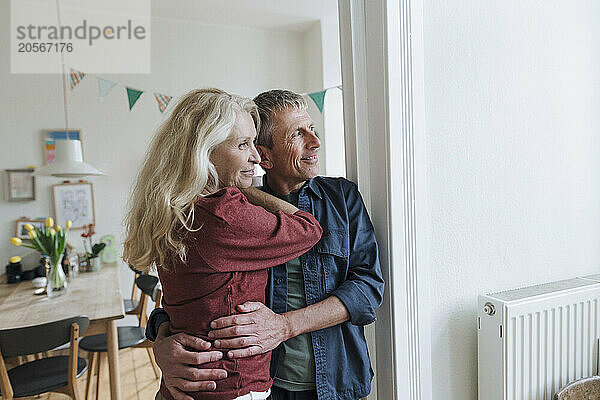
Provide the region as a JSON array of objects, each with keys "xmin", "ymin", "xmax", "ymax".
[
  {"xmin": 154, "ymin": 93, "xmax": 173, "ymax": 113},
  {"xmin": 65, "ymin": 65, "xmax": 340, "ymax": 115},
  {"xmin": 126, "ymin": 87, "xmax": 144, "ymax": 110},
  {"xmin": 69, "ymin": 69, "xmax": 85, "ymax": 89},
  {"xmin": 308, "ymin": 90, "xmax": 327, "ymax": 113},
  {"xmin": 97, "ymin": 78, "xmax": 116, "ymax": 102}
]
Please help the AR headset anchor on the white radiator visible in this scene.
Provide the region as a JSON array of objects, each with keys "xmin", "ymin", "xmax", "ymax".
[{"xmin": 478, "ymin": 275, "xmax": 600, "ymax": 400}]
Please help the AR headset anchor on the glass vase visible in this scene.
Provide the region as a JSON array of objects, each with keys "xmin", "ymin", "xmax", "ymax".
[
  {"xmin": 46, "ymin": 255, "xmax": 68, "ymax": 298},
  {"xmin": 87, "ymin": 256, "xmax": 101, "ymax": 272}
]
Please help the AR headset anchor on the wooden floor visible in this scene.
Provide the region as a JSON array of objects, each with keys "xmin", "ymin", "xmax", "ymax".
[{"xmin": 6, "ymin": 348, "xmax": 160, "ymax": 400}]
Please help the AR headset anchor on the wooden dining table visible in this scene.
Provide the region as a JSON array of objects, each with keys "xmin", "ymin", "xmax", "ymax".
[{"xmin": 0, "ymin": 262, "xmax": 125, "ymax": 400}]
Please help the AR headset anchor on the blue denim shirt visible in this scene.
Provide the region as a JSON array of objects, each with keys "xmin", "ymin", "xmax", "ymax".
[
  {"xmin": 147, "ymin": 176, "xmax": 384, "ymax": 400},
  {"xmin": 265, "ymin": 176, "xmax": 384, "ymax": 400}
]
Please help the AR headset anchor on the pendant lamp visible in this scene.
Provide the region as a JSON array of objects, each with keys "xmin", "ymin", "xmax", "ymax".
[
  {"xmin": 37, "ymin": 0, "xmax": 104, "ymax": 179},
  {"xmin": 35, "ymin": 139, "xmax": 104, "ymax": 178}
]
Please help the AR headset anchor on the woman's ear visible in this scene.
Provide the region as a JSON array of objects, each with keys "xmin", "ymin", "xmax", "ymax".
[{"xmin": 257, "ymin": 146, "xmax": 273, "ymax": 170}]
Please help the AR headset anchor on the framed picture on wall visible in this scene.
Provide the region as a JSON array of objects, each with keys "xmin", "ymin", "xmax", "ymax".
[
  {"xmin": 52, "ymin": 182, "xmax": 95, "ymax": 229},
  {"xmin": 15, "ymin": 218, "xmax": 45, "ymax": 239},
  {"xmin": 43, "ymin": 130, "xmax": 81, "ymax": 164},
  {"xmin": 3, "ymin": 169, "xmax": 36, "ymax": 201}
]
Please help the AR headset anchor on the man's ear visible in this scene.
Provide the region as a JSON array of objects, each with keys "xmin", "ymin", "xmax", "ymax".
[{"xmin": 257, "ymin": 145, "xmax": 273, "ymax": 170}]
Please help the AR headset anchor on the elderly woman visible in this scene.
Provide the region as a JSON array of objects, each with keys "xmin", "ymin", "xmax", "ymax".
[{"xmin": 123, "ymin": 88, "xmax": 322, "ymax": 400}]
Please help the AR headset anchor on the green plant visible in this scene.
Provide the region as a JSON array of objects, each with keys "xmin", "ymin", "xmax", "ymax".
[
  {"xmin": 89, "ymin": 242, "xmax": 107, "ymax": 259},
  {"xmin": 82, "ymin": 224, "xmax": 106, "ymax": 259}
]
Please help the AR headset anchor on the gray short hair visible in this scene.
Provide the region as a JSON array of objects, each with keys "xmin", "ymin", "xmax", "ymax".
[{"xmin": 253, "ymin": 89, "xmax": 307, "ymax": 148}]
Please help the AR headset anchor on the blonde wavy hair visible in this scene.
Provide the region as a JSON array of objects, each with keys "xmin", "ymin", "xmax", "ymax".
[{"xmin": 123, "ymin": 88, "xmax": 259, "ymax": 272}]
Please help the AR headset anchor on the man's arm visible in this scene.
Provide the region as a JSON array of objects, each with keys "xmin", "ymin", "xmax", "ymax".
[
  {"xmin": 207, "ymin": 303, "xmax": 290, "ymax": 356},
  {"xmin": 208, "ymin": 297, "xmax": 349, "ymax": 358},
  {"xmin": 284, "ymin": 295, "xmax": 349, "ymax": 337}
]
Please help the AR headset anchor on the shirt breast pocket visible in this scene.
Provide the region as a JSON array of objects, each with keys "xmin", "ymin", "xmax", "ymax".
[{"xmin": 316, "ymin": 230, "xmax": 349, "ymax": 294}]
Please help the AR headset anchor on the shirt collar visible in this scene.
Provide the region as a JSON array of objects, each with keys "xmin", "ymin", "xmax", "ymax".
[
  {"xmin": 304, "ymin": 177, "xmax": 323, "ymax": 199},
  {"xmin": 261, "ymin": 175, "xmax": 323, "ymax": 200}
]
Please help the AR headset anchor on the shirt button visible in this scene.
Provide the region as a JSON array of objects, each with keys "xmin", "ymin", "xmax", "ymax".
[{"xmin": 276, "ymin": 278, "xmax": 283, "ymax": 284}]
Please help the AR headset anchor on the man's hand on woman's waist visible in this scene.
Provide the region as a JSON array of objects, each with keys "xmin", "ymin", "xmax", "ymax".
[
  {"xmin": 150, "ymin": 302, "xmax": 292, "ymax": 397},
  {"xmin": 153, "ymin": 322, "xmax": 227, "ymax": 400}
]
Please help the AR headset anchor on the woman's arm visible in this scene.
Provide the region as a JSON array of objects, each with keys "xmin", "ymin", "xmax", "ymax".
[
  {"xmin": 240, "ymin": 187, "xmax": 298, "ymax": 214},
  {"xmin": 195, "ymin": 187, "xmax": 322, "ymax": 272}
]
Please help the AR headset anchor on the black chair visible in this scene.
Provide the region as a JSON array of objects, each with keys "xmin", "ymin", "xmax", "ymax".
[
  {"xmin": 0, "ymin": 315, "xmax": 89, "ymax": 400},
  {"xmin": 81, "ymin": 274, "xmax": 161, "ymax": 399},
  {"xmin": 123, "ymin": 264, "xmax": 144, "ymax": 317}
]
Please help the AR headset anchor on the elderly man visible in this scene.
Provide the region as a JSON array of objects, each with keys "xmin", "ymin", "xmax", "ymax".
[{"xmin": 147, "ymin": 89, "xmax": 384, "ymax": 400}]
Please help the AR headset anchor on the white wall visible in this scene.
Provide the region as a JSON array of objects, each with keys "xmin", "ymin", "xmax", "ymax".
[
  {"xmin": 301, "ymin": 22, "xmax": 326, "ymax": 173},
  {"xmin": 422, "ymin": 1, "xmax": 600, "ymax": 399},
  {"xmin": 319, "ymin": 14, "xmax": 346, "ymax": 178},
  {"xmin": 303, "ymin": 23, "xmax": 324, "ymax": 95},
  {"xmin": 0, "ymin": 3, "xmax": 319, "ymax": 323},
  {"xmin": 301, "ymin": 17, "xmax": 345, "ymax": 178}
]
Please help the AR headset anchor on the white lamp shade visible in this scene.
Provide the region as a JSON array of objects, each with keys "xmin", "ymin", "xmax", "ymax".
[{"xmin": 35, "ymin": 139, "xmax": 104, "ymax": 178}]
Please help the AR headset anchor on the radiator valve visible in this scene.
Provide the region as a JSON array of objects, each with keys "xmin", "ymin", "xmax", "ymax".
[{"xmin": 483, "ymin": 302, "xmax": 496, "ymax": 316}]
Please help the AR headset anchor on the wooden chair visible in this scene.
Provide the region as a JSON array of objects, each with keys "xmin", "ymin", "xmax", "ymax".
[
  {"xmin": 81, "ymin": 275, "xmax": 161, "ymax": 399},
  {"xmin": 0, "ymin": 316, "xmax": 90, "ymax": 400}
]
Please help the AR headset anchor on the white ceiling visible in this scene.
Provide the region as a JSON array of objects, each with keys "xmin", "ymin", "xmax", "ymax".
[{"xmin": 151, "ymin": 0, "xmax": 338, "ymax": 32}]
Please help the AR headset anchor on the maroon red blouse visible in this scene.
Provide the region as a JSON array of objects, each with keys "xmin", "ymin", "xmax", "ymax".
[{"xmin": 158, "ymin": 187, "xmax": 322, "ymax": 400}]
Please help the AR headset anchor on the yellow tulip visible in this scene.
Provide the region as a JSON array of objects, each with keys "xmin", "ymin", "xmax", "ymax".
[
  {"xmin": 49, "ymin": 228, "xmax": 56, "ymax": 235},
  {"xmin": 28, "ymin": 230, "xmax": 37, "ymax": 239},
  {"xmin": 10, "ymin": 237, "xmax": 22, "ymax": 246},
  {"xmin": 45, "ymin": 217, "xmax": 54, "ymax": 228},
  {"xmin": 65, "ymin": 220, "xmax": 72, "ymax": 229},
  {"xmin": 56, "ymin": 225, "xmax": 62, "ymax": 231},
  {"xmin": 24, "ymin": 223, "xmax": 34, "ymax": 232}
]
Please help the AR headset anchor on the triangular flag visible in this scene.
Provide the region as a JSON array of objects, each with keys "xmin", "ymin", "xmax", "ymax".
[
  {"xmin": 69, "ymin": 69, "xmax": 85, "ymax": 89},
  {"xmin": 126, "ymin": 87, "xmax": 143, "ymax": 110},
  {"xmin": 308, "ymin": 90, "xmax": 327, "ymax": 113},
  {"xmin": 154, "ymin": 93, "xmax": 173, "ymax": 113},
  {"xmin": 97, "ymin": 78, "xmax": 116, "ymax": 102}
]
